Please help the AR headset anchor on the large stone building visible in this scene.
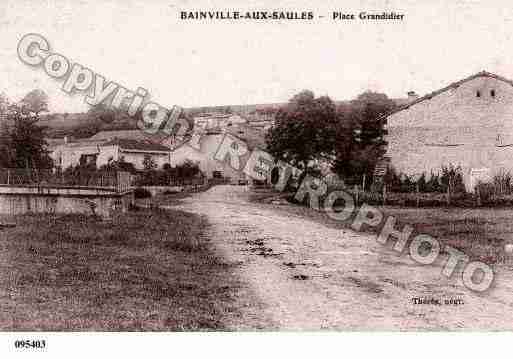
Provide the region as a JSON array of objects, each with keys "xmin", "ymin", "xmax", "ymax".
[{"xmin": 385, "ymin": 71, "xmax": 513, "ymax": 191}]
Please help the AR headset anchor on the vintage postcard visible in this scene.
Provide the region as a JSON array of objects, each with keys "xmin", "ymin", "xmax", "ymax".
[{"xmin": 0, "ymin": 0, "xmax": 512, "ymax": 356}]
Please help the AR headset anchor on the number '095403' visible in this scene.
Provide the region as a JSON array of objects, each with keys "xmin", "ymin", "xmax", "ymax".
[{"xmin": 14, "ymin": 340, "xmax": 46, "ymax": 349}]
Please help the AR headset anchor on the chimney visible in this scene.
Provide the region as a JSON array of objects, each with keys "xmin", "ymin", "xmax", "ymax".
[{"xmin": 407, "ymin": 91, "xmax": 419, "ymax": 102}]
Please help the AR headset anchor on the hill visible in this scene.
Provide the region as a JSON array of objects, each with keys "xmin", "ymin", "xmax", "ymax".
[{"xmin": 39, "ymin": 97, "xmax": 409, "ymax": 139}]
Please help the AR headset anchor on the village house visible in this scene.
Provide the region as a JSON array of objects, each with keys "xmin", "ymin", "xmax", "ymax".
[
  {"xmin": 385, "ymin": 71, "xmax": 513, "ymax": 191},
  {"xmin": 192, "ymin": 113, "xmax": 247, "ymax": 132},
  {"xmin": 98, "ymin": 138, "xmax": 171, "ymax": 169},
  {"xmin": 49, "ymin": 137, "xmax": 105, "ymax": 169},
  {"xmin": 169, "ymin": 122, "xmax": 267, "ymax": 182},
  {"xmin": 49, "ymin": 130, "xmax": 172, "ymax": 170}
]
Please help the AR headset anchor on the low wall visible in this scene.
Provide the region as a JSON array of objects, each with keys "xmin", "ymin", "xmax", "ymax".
[
  {"xmin": 0, "ymin": 185, "xmax": 134, "ymax": 218},
  {"xmin": 141, "ymin": 186, "xmax": 184, "ymax": 197},
  {"xmin": 140, "ymin": 183, "xmax": 211, "ymax": 197}
]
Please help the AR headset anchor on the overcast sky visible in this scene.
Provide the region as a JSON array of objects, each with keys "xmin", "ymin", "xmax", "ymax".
[{"xmin": 1, "ymin": 0, "xmax": 513, "ymax": 113}]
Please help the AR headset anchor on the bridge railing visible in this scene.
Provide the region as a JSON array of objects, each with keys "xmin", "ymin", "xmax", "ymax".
[
  {"xmin": 168, "ymin": 177, "xmax": 208, "ymax": 187},
  {"xmin": 0, "ymin": 169, "xmax": 132, "ymax": 193}
]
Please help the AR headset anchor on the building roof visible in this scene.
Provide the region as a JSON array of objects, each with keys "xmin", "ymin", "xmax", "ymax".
[
  {"xmin": 88, "ymin": 129, "xmax": 175, "ymax": 147},
  {"xmin": 49, "ymin": 138, "xmax": 105, "ymax": 150},
  {"xmin": 171, "ymin": 123, "xmax": 267, "ymax": 154},
  {"xmin": 101, "ymin": 138, "xmax": 171, "ymax": 152},
  {"xmin": 88, "ymin": 129, "xmax": 150, "ymax": 141},
  {"xmin": 65, "ymin": 140, "xmax": 105, "ymax": 148},
  {"xmin": 45, "ymin": 137, "xmax": 66, "ymax": 150},
  {"xmin": 386, "ymin": 71, "xmax": 513, "ymax": 118}
]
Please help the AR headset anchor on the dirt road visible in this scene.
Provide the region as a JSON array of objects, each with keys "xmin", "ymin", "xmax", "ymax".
[{"xmin": 170, "ymin": 185, "xmax": 513, "ymax": 330}]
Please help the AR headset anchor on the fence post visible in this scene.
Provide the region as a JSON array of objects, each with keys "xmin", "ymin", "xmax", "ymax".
[
  {"xmin": 416, "ymin": 182, "xmax": 420, "ymax": 207},
  {"xmin": 383, "ymin": 184, "xmax": 387, "ymax": 206},
  {"xmin": 476, "ymin": 185, "xmax": 482, "ymax": 207}
]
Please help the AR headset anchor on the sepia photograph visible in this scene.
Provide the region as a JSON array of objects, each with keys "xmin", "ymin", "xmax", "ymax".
[{"xmin": 1, "ymin": 0, "xmax": 513, "ymax": 357}]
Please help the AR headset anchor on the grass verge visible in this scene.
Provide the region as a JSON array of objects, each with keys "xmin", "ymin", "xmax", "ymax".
[
  {"xmin": 0, "ymin": 208, "xmax": 243, "ymax": 330},
  {"xmin": 250, "ymin": 188, "xmax": 513, "ymax": 266}
]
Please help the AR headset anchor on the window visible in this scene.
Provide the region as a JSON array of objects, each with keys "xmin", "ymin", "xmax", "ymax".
[
  {"xmin": 476, "ymin": 90, "xmax": 481, "ymax": 97},
  {"xmin": 491, "ymin": 89, "xmax": 496, "ymax": 98}
]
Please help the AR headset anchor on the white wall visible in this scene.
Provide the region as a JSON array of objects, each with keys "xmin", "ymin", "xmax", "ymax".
[
  {"xmin": 121, "ymin": 151, "xmax": 169, "ymax": 170},
  {"xmin": 170, "ymin": 134, "xmax": 247, "ymax": 180},
  {"xmin": 53, "ymin": 143, "xmax": 101, "ymax": 169},
  {"xmin": 54, "ymin": 144, "xmax": 170, "ymax": 171},
  {"xmin": 96, "ymin": 145, "xmax": 119, "ymax": 167},
  {"xmin": 386, "ymin": 75, "xmax": 513, "ymax": 190}
]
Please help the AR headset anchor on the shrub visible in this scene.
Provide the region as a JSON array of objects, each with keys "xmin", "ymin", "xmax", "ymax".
[
  {"xmin": 134, "ymin": 160, "xmax": 204, "ymax": 186},
  {"xmin": 425, "ymin": 172, "xmax": 442, "ymax": 193},
  {"xmin": 384, "ymin": 164, "xmax": 466, "ymax": 194},
  {"xmin": 440, "ymin": 164, "xmax": 466, "ymax": 194},
  {"xmin": 492, "ymin": 170, "xmax": 513, "ymax": 196},
  {"xmin": 384, "ymin": 166, "xmax": 402, "ymax": 192}
]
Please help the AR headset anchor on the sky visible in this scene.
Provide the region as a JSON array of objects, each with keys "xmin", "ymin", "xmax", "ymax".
[{"xmin": 1, "ymin": 0, "xmax": 513, "ymax": 113}]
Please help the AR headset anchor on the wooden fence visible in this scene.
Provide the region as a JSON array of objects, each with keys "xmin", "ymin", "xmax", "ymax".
[
  {"xmin": 168, "ymin": 177, "xmax": 208, "ymax": 187},
  {"xmin": 0, "ymin": 169, "xmax": 132, "ymax": 193}
]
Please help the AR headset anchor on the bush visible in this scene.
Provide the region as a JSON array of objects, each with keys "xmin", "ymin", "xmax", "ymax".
[
  {"xmin": 425, "ymin": 172, "xmax": 442, "ymax": 192},
  {"xmin": 492, "ymin": 170, "xmax": 513, "ymax": 195},
  {"xmin": 134, "ymin": 160, "xmax": 204, "ymax": 186},
  {"xmin": 383, "ymin": 166, "xmax": 402, "ymax": 192},
  {"xmin": 440, "ymin": 164, "xmax": 466, "ymax": 194},
  {"xmin": 134, "ymin": 187, "xmax": 152, "ymax": 199},
  {"xmin": 384, "ymin": 165, "xmax": 466, "ymax": 194}
]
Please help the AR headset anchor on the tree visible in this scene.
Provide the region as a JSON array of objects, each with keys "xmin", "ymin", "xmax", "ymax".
[
  {"xmin": 0, "ymin": 94, "xmax": 12, "ymax": 168},
  {"xmin": 20, "ymin": 89, "xmax": 49, "ymax": 115},
  {"xmin": 265, "ymin": 90, "xmax": 338, "ymax": 176},
  {"xmin": 0, "ymin": 91, "xmax": 53, "ymax": 169},
  {"xmin": 332, "ymin": 91, "xmax": 397, "ymax": 183},
  {"xmin": 0, "ymin": 92, "xmax": 9, "ymax": 114},
  {"xmin": 3, "ymin": 101, "xmax": 52, "ymax": 169},
  {"xmin": 426, "ymin": 172, "xmax": 442, "ymax": 193},
  {"xmin": 0, "ymin": 123, "xmax": 13, "ymax": 168},
  {"xmin": 440, "ymin": 164, "xmax": 466, "ymax": 194}
]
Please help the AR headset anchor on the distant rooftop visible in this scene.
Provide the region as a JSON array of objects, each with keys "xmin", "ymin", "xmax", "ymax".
[
  {"xmin": 88, "ymin": 130, "xmax": 149, "ymax": 141},
  {"xmin": 102, "ymin": 138, "xmax": 170, "ymax": 152}
]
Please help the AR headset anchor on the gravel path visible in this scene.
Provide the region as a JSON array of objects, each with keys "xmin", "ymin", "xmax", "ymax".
[{"xmin": 170, "ymin": 185, "xmax": 513, "ymax": 330}]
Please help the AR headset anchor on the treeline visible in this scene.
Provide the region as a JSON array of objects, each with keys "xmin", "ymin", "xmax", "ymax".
[
  {"xmin": 384, "ymin": 165, "xmax": 466, "ymax": 194},
  {"xmin": 45, "ymin": 103, "xmax": 193, "ymax": 139},
  {"xmin": 265, "ymin": 89, "xmax": 397, "ymax": 185}
]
